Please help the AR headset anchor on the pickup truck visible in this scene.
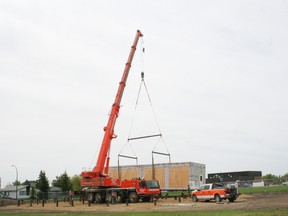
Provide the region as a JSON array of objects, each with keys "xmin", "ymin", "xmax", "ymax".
[{"xmin": 191, "ymin": 183, "xmax": 239, "ymax": 202}]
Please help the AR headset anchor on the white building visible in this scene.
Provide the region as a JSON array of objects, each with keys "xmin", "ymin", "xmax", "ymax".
[{"xmin": 0, "ymin": 185, "xmax": 30, "ymax": 199}]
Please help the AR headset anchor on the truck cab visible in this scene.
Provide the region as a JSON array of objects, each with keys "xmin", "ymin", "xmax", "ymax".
[{"xmin": 121, "ymin": 179, "xmax": 161, "ymax": 202}]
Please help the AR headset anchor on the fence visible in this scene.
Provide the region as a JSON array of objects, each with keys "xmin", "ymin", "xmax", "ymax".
[{"xmin": 37, "ymin": 191, "xmax": 70, "ymax": 200}]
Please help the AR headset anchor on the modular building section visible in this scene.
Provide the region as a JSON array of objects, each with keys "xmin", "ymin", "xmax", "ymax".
[{"xmin": 109, "ymin": 162, "xmax": 206, "ymax": 189}]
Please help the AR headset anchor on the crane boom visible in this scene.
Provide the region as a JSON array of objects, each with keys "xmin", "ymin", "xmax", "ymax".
[{"xmin": 93, "ymin": 30, "xmax": 143, "ymax": 176}]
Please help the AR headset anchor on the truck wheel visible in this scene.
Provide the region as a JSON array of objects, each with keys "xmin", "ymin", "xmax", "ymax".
[
  {"xmin": 128, "ymin": 192, "xmax": 139, "ymax": 203},
  {"xmin": 87, "ymin": 193, "xmax": 95, "ymax": 203},
  {"xmin": 192, "ymin": 195, "xmax": 198, "ymax": 202},
  {"xmin": 95, "ymin": 193, "xmax": 103, "ymax": 203},
  {"xmin": 214, "ymin": 194, "xmax": 222, "ymax": 203}
]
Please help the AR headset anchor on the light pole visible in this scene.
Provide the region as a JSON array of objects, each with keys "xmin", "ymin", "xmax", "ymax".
[{"xmin": 11, "ymin": 165, "xmax": 18, "ymax": 200}]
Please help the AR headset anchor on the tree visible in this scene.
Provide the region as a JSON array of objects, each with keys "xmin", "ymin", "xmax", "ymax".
[
  {"xmin": 36, "ymin": 170, "xmax": 49, "ymax": 193},
  {"xmin": 263, "ymin": 174, "xmax": 277, "ymax": 180},
  {"xmin": 263, "ymin": 174, "xmax": 280, "ymax": 185},
  {"xmin": 52, "ymin": 171, "xmax": 72, "ymax": 192},
  {"xmin": 30, "ymin": 187, "xmax": 36, "ymax": 200},
  {"xmin": 70, "ymin": 175, "xmax": 81, "ymax": 192},
  {"xmin": 12, "ymin": 180, "xmax": 21, "ymax": 186}
]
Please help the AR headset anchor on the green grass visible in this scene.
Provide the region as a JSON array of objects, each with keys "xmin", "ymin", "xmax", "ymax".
[
  {"xmin": 1, "ymin": 210, "xmax": 288, "ymax": 215},
  {"xmin": 239, "ymin": 185, "xmax": 288, "ymax": 194}
]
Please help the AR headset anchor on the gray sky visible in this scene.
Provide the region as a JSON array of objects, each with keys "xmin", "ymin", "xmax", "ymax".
[{"xmin": 1, "ymin": 0, "xmax": 288, "ymax": 187}]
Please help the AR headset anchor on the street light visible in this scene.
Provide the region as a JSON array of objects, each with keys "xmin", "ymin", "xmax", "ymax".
[{"xmin": 11, "ymin": 165, "xmax": 18, "ymax": 200}]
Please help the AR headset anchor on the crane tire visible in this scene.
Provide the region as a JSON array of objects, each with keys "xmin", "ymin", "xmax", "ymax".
[
  {"xmin": 95, "ymin": 193, "xmax": 103, "ymax": 203},
  {"xmin": 128, "ymin": 192, "xmax": 139, "ymax": 203},
  {"xmin": 87, "ymin": 193, "xmax": 95, "ymax": 203}
]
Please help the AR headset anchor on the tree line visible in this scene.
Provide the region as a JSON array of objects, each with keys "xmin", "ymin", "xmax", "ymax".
[
  {"xmin": 262, "ymin": 173, "xmax": 288, "ymax": 185},
  {"xmin": 36, "ymin": 170, "xmax": 81, "ymax": 192},
  {"xmin": 11, "ymin": 170, "xmax": 81, "ymax": 196}
]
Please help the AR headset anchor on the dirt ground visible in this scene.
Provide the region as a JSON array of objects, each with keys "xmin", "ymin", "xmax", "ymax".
[{"xmin": 1, "ymin": 192, "xmax": 288, "ymax": 213}]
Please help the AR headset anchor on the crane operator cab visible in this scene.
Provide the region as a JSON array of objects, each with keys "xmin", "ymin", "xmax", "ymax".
[{"xmin": 121, "ymin": 178, "xmax": 161, "ymax": 202}]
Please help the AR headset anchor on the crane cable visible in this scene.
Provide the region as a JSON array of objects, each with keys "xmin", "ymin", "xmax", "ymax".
[
  {"xmin": 120, "ymin": 37, "xmax": 170, "ymax": 158},
  {"xmin": 128, "ymin": 37, "xmax": 162, "ymax": 138},
  {"xmin": 118, "ymin": 37, "xmax": 145, "ymax": 158}
]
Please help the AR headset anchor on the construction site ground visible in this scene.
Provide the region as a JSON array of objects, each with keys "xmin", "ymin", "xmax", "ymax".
[{"xmin": 1, "ymin": 192, "xmax": 288, "ymax": 214}]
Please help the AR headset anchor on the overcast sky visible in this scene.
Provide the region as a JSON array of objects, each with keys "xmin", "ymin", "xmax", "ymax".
[{"xmin": 1, "ymin": 0, "xmax": 288, "ymax": 187}]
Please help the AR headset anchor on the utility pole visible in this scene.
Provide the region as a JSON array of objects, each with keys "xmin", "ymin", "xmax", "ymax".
[{"xmin": 12, "ymin": 165, "xmax": 18, "ymax": 200}]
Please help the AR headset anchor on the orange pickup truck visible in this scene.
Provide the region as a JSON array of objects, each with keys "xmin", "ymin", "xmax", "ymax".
[{"xmin": 191, "ymin": 183, "xmax": 239, "ymax": 202}]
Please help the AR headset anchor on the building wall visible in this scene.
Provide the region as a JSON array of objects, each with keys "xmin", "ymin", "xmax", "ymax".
[
  {"xmin": 189, "ymin": 162, "xmax": 206, "ymax": 189},
  {"xmin": 206, "ymin": 171, "xmax": 262, "ymax": 184},
  {"xmin": 0, "ymin": 186, "xmax": 30, "ymax": 199},
  {"xmin": 109, "ymin": 161, "xmax": 205, "ymax": 189}
]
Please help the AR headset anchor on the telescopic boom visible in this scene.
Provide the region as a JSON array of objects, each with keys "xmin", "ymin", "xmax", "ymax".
[{"xmin": 93, "ymin": 30, "xmax": 143, "ymax": 176}]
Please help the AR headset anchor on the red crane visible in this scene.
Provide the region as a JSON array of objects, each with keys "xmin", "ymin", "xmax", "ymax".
[
  {"xmin": 81, "ymin": 30, "xmax": 143, "ymax": 188},
  {"xmin": 81, "ymin": 30, "xmax": 161, "ymax": 203}
]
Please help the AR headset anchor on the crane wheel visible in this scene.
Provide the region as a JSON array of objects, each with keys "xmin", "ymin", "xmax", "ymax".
[
  {"xmin": 87, "ymin": 193, "xmax": 95, "ymax": 203},
  {"xmin": 115, "ymin": 195, "xmax": 123, "ymax": 203},
  {"xmin": 106, "ymin": 193, "xmax": 112, "ymax": 203},
  {"xmin": 95, "ymin": 193, "xmax": 103, "ymax": 203},
  {"xmin": 128, "ymin": 192, "xmax": 139, "ymax": 203}
]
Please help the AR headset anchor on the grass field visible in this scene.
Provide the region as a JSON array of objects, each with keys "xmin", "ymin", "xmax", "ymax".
[
  {"xmin": 1, "ymin": 210, "xmax": 288, "ymax": 216},
  {"xmin": 239, "ymin": 185, "xmax": 288, "ymax": 194}
]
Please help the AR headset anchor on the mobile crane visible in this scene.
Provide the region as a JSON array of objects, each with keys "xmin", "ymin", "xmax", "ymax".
[{"xmin": 81, "ymin": 30, "xmax": 161, "ymax": 203}]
